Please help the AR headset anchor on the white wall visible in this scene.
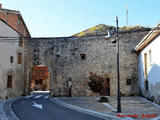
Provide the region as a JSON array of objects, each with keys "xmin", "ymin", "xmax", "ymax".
[
  {"xmin": 139, "ymin": 34, "xmax": 160, "ymax": 102},
  {"xmin": 0, "ymin": 20, "xmax": 24, "ymax": 99}
]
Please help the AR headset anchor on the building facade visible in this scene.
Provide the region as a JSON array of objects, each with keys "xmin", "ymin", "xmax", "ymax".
[
  {"xmin": 0, "ymin": 3, "xmax": 30, "ymax": 37},
  {"xmin": 135, "ymin": 23, "xmax": 160, "ymax": 104},
  {"xmin": 0, "ymin": 19, "xmax": 25, "ymax": 99}
]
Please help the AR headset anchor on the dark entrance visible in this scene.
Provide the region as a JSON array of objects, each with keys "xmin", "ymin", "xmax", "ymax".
[{"xmin": 100, "ymin": 78, "xmax": 110, "ymax": 96}]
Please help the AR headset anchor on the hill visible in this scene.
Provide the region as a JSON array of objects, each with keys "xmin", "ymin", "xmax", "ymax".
[{"xmin": 72, "ymin": 24, "xmax": 151, "ymax": 37}]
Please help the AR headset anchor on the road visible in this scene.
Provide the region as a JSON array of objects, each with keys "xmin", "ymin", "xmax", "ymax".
[{"xmin": 12, "ymin": 92, "xmax": 103, "ymax": 120}]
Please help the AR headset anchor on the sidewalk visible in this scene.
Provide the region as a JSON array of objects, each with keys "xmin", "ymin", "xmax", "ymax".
[
  {"xmin": 0, "ymin": 101, "xmax": 8, "ymax": 120},
  {"xmin": 0, "ymin": 98, "xmax": 19, "ymax": 120},
  {"xmin": 53, "ymin": 96, "xmax": 160, "ymax": 120}
]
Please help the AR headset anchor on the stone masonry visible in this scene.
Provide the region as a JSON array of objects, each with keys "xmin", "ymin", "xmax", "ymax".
[{"xmin": 24, "ymin": 30, "xmax": 149, "ymax": 97}]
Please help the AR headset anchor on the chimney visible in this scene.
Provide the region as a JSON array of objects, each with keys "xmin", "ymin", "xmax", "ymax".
[{"xmin": 0, "ymin": 3, "xmax": 2, "ymax": 9}]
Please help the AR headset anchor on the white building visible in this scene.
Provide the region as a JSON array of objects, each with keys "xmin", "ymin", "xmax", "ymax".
[
  {"xmin": 0, "ymin": 19, "xmax": 25, "ymax": 99},
  {"xmin": 134, "ymin": 23, "xmax": 160, "ymax": 104}
]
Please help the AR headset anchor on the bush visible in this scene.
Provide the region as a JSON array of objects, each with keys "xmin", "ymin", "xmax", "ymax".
[
  {"xmin": 150, "ymin": 96, "xmax": 155, "ymax": 102},
  {"xmin": 98, "ymin": 97, "xmax": 109, "ymax": 102},
  {"xmin": 88, "ymin": 73, "xmax": 104, "ymax": 93}
]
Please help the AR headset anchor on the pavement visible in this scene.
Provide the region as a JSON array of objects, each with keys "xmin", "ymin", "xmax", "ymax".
[
  {"xmin": 11, "ymin": 92, "xmax": 104, "ymax": 120},
  {"xmin": 0, "ymin": 100, "xmax": 8, "ymax": 120},
  {"xmin": 1, "ymin": 95, "xmax": 160, "ymax": 120},
  {"xmin": 55, "ymin": 96, "xmax": 160, "ymax": 120}
]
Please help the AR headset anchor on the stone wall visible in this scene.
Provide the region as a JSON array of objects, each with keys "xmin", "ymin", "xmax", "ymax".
[{"xmin": 25, "ymin": 30, "xmax": 149, "ymax": 96}]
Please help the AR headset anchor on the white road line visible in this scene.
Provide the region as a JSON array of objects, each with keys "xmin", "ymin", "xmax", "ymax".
[
  {"xmin": 44, "ymin": 95, "xmax": 49, "ymax": 99},
  {"xmin": 32, "ymin": 91, "xmax": 50, "ymax": 93},
  {"xmin": 24, "ymin": 94, "xmax": 33, "ymax": 98},
  {"xmin": 34, "ymin": 95, "xmax": 43, "ymax": 98},
  {"xmin": 32, "ymin": 101, "xmax": 43, "ymax": 110}
]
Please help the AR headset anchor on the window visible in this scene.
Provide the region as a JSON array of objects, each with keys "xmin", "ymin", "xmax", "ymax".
[
  {"xmin": 80, "ymin": 54, "xmax": 86, "ymax": 60},
  {"xmin": 149, "ymin": 50, "xmax": 152, "ymax": 65},
  {"xmin": 145, "ymin": 80, "xmax": 148, "ymax": 91},
  {"xmin": 10, "ymin": 56, "xmax": 13, "ymax": 63},
  {"xmin": 18, "ymin": 53, "xmax": 22, "ymax": 64},
  {"xmin": 18, "ymin": 19, "xmax": 20, "ymax": 25},
  {"xmin": 126, "ymin": 79, "xmax": 132, "ymax": 85},
  {"xmin": 19, "ymin": 39, "xmax": 23, "ymax": 47},
  {"xmin": 7, "ymin": 75, "xmax": 12, "ymax": 88},
  {"xmin": 18, "ymin": 16, "xmax": 20, "ymax": 25},
  {"xmin": 144, "ymin": 53, "xmax": 148, "ymax": 76}
]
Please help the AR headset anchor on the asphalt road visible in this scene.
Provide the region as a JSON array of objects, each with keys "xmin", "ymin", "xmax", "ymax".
[{"xmin": 12, "ymin": 92, "xmax": 103, "ymax": 120}]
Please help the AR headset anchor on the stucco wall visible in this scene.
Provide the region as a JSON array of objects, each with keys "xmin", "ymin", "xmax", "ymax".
[
  {"xmin": 139, "ymin": 35, "xmax": 160, "ymax": 103},
  {"xmin": 0, "ymin": 20, "xmax": 24, "ymax": 99},
  {"xmin": 25, "ymin": 30, "xmax": 149, "ymax": 97}
]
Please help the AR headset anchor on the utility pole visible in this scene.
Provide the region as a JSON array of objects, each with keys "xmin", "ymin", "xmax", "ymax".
[
  {"xmin": 116, "ymin": 16, "xmax": 121, "ymax": 113},
  {"xmin": 126, "ymin": 4, "xmax": 128, "ymax": 26}
]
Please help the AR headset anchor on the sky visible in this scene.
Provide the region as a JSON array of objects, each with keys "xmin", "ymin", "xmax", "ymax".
[{"xmin": 0, "ymin": 0, "xmax": 160, "ymax": 37}]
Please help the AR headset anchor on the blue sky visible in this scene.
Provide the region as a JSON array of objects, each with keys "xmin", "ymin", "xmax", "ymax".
[{"xmin": 0, "ymin": 0, "xmax": 160, "ymax": 37}]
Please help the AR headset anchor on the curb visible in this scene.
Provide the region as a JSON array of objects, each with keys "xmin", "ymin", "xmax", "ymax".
[
  {"xmin": 0, "ymin": 101, "xmax": 9, "ymax": 120},
  {"xmin": 139, "ymin": 97, "xmax": 160, "ymax": 110},
  {"xmin": 50, "ymin": 98, "xmax": 131, "ymax": 120},
  {"xmin": 139, "ymin": 97, "xmax": 160, "ymax": 120},
  {"xmin": 3, "ymin": 98, "xmax": 20, "ymax": 120}
]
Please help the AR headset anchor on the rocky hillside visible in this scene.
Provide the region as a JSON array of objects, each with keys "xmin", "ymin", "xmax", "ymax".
[{"xmin": 72, "ymin": 24, "xmax": 151, "ymax": 37}]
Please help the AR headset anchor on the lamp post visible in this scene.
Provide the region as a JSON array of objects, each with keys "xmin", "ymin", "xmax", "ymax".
[
  {"xmin": 116, "ymin": 16, "xmax": 121, "ymax": 113},
  {"xmin": 105, "ymin": 16, "xmax": 121, "ymax": 112}
]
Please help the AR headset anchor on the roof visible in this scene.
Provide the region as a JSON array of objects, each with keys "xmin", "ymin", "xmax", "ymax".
[
  {"xmin": 0, "ymin": 18, "xmax": 24, "ymax": 38},
  {"xmin": 0, "ymin": 8, "xmax": 20, "ymax": 14},
  {"xmin": 134, "ymin": 23, "xmax": 160, "ymax": 54},
  {"xmin": 0, "ymin": 8, "xmax": 31, "ymax": 37}
]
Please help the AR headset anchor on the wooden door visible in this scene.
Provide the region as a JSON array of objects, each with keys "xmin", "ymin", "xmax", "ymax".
[{"xmin": 100, "ymin": 78, "xmax": 110, "ymax": 96}]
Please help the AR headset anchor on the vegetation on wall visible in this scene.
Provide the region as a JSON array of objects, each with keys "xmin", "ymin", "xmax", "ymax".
[
  {"xmin": 73, "ymin": 24, "xmax": 151, "ymax": 37},
  {"xmin": 88, "ymin": 72, "xmax": 105, "ymax": 93}
]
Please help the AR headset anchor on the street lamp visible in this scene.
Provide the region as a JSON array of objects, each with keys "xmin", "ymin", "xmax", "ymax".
[{"xmin": 106, "ymin": 16, "xmax": 121, "ymax": 113}]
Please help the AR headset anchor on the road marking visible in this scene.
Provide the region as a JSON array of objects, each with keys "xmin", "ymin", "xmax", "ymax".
[
  {"xmin": 32, "ymin": 101, "xmax": 43, "ymax": 110},
  {"xmin": 44, "ymin": 95, "xmax": 49, "ymax": 99},
  {"xmin": 32, "ymin": 91, "xmax": 50, "ymax": 93},
  {"xmin": 34, "ymin": 95, "xmax": 43, "ymax": 98},
  {"xmin": 24, "ymin": 94, "xmax": 33, "ymax": 98}
]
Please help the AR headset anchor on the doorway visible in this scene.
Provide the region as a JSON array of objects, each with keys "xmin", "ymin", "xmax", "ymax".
[{"xmin": 100, "ymin": 78, "xmax": 110, "ymax": 96}]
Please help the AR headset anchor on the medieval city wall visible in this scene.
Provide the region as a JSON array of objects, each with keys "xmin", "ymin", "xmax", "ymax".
[{"xmin": 25, "ymin": 30, "xmax": 149, "ymax": 96}]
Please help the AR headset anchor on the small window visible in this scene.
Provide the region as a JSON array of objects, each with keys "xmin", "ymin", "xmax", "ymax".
[
  {"xmin": 18, "ymin": 16, "xmax": 20, "ymax": 25},
  {"xmin": 7, "ymin": 75, "xmax": 12, "ymax": 88},
  {"xmin": 144, "ymin": 53, "xmax": 148, "ymax": 76},
  {"xmin": 126, "ymin": 79, "xmax": 132, "ymax": 85},
  {"xmin": 18, "ymin": 19, "xmax": 20, "ymax": 25},
  {"xmin": 18, "ymin": 53, "xmax": 22, "ymax": 64},
  {"xmin": 80, "ymin": 54, "xmax": 86, "ymax": 60},
  {"xmin": 10, "ymin": 56, "xmax": 13, "ymax": 63},
  {"xmin": 145, "ymin": 80, "xmax": 148, "ymax": 91},
  {"xmin": 149, "ymin": 50, "xmax": 152, "ymax": 65},
  {"xmin": 19, "ymin": 39, "xmax": 23, "ymax": 47}
]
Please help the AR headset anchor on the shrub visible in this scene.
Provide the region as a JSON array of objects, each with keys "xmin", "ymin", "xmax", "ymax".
[
  {"xmin": 88, "ymin": 73, "xmax": 104, "ymax": 93},
  {"xmin": 98, "ymin": 97, "xmax": 109, "ymax": 102}
]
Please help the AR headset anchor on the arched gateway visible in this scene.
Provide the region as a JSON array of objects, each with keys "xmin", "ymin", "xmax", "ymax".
[{"xmin": 30, "ymin": 65, "xmax": 50, "ymax": 92}]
